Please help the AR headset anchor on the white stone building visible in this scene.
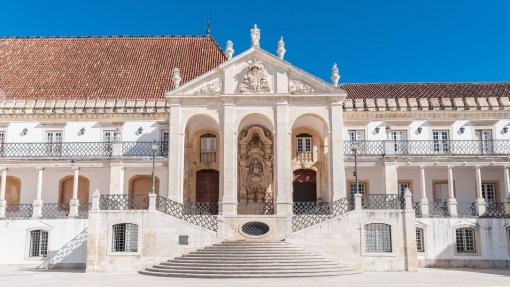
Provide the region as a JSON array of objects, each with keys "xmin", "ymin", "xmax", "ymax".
[{"xmin": 0, "ymin": 26, "xmax": 509, "ymax": 274}]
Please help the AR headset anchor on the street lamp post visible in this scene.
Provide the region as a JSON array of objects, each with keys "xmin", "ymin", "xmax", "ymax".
[
  {"xmin": 352, "ymin": 141, "xmax": 359, "ymax": 195},
  {"xmin": 151, "ymin": 140, "xmax": 160, "ymax": 194}
]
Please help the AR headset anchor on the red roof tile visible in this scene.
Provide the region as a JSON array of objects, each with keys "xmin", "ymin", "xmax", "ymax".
[
  {"xmin": 0, "ymin": 36, "xmax": 226, "ymax": 100},
  {"xmin": 342, "ymin": 83, "xmax": 510, "ymax": 100}
]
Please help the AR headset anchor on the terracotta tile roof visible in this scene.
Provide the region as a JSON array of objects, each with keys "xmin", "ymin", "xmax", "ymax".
[
  {"xmin": 0, "ymin": 36, "xmax": 226, "ymax": 100},
  {"xmin": 341, "ymin": 83, "xmax": 510, "ymax": 100}
]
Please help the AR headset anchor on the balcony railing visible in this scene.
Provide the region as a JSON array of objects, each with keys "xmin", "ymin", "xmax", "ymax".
[
  {"xmin": 296, "ymin": 151, "xmax": 313, "ymax": 162},
  {"xmin": 344, "ymin": 140, "xmax": 510, "ymax": 156},
  {"xmin": 0, "ymin": 141, "xmax": 168, "ymax": 159},
  {"xmin": 200, "ymin": 152, "xmax": 216, "ymax": 163}
]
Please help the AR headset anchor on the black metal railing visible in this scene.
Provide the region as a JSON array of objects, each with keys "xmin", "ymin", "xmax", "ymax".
[
  {"xmin": 184, "ymin": 202, "xmax": 219, "ymax": 215},
  {"xmin": 237, "ymin": 201, "xmax": 275, "ymax": 215},
  {"xmin": 156, "ymin": 196, "xmax": 218, "ymax": 232},
  {"xmin": 99, "ymin": 194, "xmax": 149, "ymax": 210},
  {"xmin": 41, "ymin": 203, "xmax": 70, "ymax": 218},
  {"xmin": 429, "ymin": 201, "xmax": 449, "ymax": 216},
  {"xmin": 362, "ymin": 194, "xmax": 405, "ymax": 210},
  {"xmin": 344, "ymin": 140, "xmax": 510, "ymax": 156},
  {"xmin": 4, "ymin": 204, "xmax": 33, "ymax": 218},
  {"xmin": 292, "ymin": 198, "xmax": 352, "ymax": 232},
  {"xmin": 457, "ymin": 202, "xmax": 477, "ymax": 217},
  {"xmin": 483, "ymin": 202, "xmax": 506, "ymax": 218},
  {"xmin": 78, "ymin": 203, "xmax": 91, "ymax": 217},
  {"xmin": 0, "ymin": 141, "xmax": 167, "ymax": 159},
  {"xmin": 412, "ymin": 202, "xmax": 422, "ymax": 216}
]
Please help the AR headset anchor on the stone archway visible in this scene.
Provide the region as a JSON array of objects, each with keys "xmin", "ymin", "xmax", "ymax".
[
  {"xmin": 293, "ymin": 169, "xmax": 317, "ymax": 202},
  {"xmin": 5, "ymin": 176, "xmax": 21, "ymax": 204},
  {"xmin": 59, "ymin": 176, "xmax": 90, "ymax": 204},
  {"xmin": 238, "ymin": 125, "xmax": 273, "ymax": 203}
]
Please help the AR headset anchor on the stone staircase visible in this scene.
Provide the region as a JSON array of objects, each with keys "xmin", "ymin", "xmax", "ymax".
[{"xmin": 140, "ymin": 240, "xmax": 359, "ymax": 278}]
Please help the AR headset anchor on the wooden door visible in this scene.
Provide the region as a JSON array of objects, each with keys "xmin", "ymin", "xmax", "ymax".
[
  {"xmin": 293, "ymin": 169, "xmax": 317, "ymax": 202},
  {"xmin": 196, "ymin": 170, "xmax": 219, "ymax": 202},
  {"xmin": 60, "ymin": 176, "xmax": 90, "ymax": 204}
]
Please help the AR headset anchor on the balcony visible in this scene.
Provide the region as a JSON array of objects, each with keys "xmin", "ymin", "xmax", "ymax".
[
  {"xmin": 0, "ymin": 141, "xmax": 168, "ymax": 159},
  {"xmin": 296, "ymin": 151, "xmax": 313, "ymax": 162},
  {"xmin": 344, "ymin": 140, "xmax": 510, "ymax": 157}
]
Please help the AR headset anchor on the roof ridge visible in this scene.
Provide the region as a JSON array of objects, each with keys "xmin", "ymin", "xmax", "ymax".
[
  {"xmin": 342, "ymin": 82, "xmax": 510, "ymax": 85},
  {"xmin": 0, "ymin": 35, "xmax": 209, "ymax": 39}
]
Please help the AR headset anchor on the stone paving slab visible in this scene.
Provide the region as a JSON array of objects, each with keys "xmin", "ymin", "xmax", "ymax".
[{"xmin": 0, "ymin": 268, "xmax": 509, "ymax": 287}]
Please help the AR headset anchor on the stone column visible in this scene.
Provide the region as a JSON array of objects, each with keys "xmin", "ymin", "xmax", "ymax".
[
  {"xmin": 219, "ymin": 99, "xmax": 237, "ymax": 215},
  {"xmin": 475, "ymin": 165, "xmax": 486, "ymax": 216},
  {"xmin": 69, "ymin": 167, "xmax": 80, "ymax": 217},
  {"xmin": 0, "ymin": 167, "xmax": 7, "ymax": 218},
  {"xmin": 403, "ymin": 188, "xmax": 418, "ymax": 271},
  {"xmin": 275, "ymin": 99, "xmax": 292, "ymax": 215},
  {"xmin": 503, "ymin": 166, "xmax": 510, "ymax": 215},
  {"xmin": 329, "ymin": 100, "xmax": 346, "ymax": 201},
  {"xmin": 419, "ymin": 166, "xmax": 429, "ymax": 216},
  {"xmin": 168, "ymin": 99, "xmax": 184, "ymax": 202},
  {"xmin": 32, "ymin": 167, "xmax": 44, "ymax": 218},
  {"xmin": 383, "ymin": 162, "xmax": 398, "ymax": 194},
  {"xmin": 447, "ymin": 165, "xmax": 458, "ymax": 216},
  {"xmin": 109, "ymin": 163, "xmax": 125, "ymax": 194}
]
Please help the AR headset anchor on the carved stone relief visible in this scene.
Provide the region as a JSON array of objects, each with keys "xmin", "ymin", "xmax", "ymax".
[
  {"xmin": 238, "ymin": 126, "xmax": 273, "ymax": 203},
  {"xmin": 195, "ymin": 80, "xmax": 222, "ymax": 95},
  {"xmin": 238, "ymin": 60, "xmax": 271, "ymax": 93},
  {"xmin": 289, "ymin": 80, "xmax": 314, "ymax": 94}
]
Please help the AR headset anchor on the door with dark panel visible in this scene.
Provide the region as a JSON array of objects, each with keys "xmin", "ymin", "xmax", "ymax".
[
  {"xmin": 196, "ymin": 169, "xmax": 219, "ymax": 214},
  {"xmin": 293, "ymin": 169, "xmax": 317, "ymax": 202}
]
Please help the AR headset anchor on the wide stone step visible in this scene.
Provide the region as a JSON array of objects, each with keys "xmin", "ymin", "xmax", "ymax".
[
  {"xmin": 172, "ymin": 258, "xmax": 332, "ymax": 264},
  {"xmin": 191, "ymin": 250, "xmax": 312, "ymax": 255},
  {"xmin": 139, "ymin": 269, "xmax": 360, "ymax": 278},
  {"xmin": 153, "ymin": 264, "xmax": 348, "ymax": 271},
  {"xmin": 181, "ymin": 254, "xmax": 326, "ymax": 260},
  {"xmin": 146, "ymin": 266, "xmax": 351, "ymax": 274},
  {"xmin": 160, "ymin": 261, "xmax": 340, "ymax": 267}
]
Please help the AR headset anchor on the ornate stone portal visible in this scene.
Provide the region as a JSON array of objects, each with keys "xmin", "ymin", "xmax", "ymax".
[{"xmin": 238, "ymin": 126, "xmax": 273, "ymax": 203}]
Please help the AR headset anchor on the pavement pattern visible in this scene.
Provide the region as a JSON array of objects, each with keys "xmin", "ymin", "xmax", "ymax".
[{"xmin": 0, "ymin": 268, "xmax": 509, "ymax": 287}]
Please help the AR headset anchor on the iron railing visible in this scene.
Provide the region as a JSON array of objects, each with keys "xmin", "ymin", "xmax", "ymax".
[
  {"xmin": 457, "ymin": 202, "xmax": 477, "ymax": 217},
  {"xmin": 184, "ymin": 202, "xmax": 219, "ymax": 215},
  {"xmin": 4, "ymin": 204, "xmax": 33, "ymax": 218},
  {"xmin": 237, "ymin": 201, "xmax": 275, "ymax": 215},
  {"xmin": 344, "ymin": 140, "xmax": 510, "ymax": 156},
  {"xmin": 362, "ymin": 194, "xmax": 405, "ymax": 210},
  {"xmin": 99, "ymin": 194, "xmax": 149, "ymax": 210},
  {"xmin": 483, "ymin": 202, "xmax": 506, "ymax": 218},
  {"xmin": 0, "ymin": 141, "xmax": 167, "ymax": 159},
  {"xmin": 156, "ymin": 196, "xmax": 218, "ymax": 232},
  {"xmin": 429, "ymin": 201, "xmax": 449, "ymax": 216},
  {"xmin": 41, "ymin": 203, "xmax": 70, "ymax": 218},
  {"xmin": 78, "ymin": 203, "xmax": 91, "ymax": 217},
  {"xmin": 292, "ymin": 198, "xmax": 352, "ymax": 232},
  {"xmin": 412, "ymin": 202, "xmax": 422, "ymax": 216}
]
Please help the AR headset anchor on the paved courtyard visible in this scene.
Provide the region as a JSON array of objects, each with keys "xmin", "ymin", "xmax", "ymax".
[{"xmin": 0, "ymin": 268, "xmax": 509, "ymax": 287}]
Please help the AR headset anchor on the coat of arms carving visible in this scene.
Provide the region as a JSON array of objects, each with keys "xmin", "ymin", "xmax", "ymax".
[{"xmin": 239, "ymin": 60, "xmax": 271, "ymax": 93}]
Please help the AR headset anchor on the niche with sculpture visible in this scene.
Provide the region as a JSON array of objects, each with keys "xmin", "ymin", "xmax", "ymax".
[{"xmin": 238, "ymin": 126, "xmax": 273, "ymax": 203}]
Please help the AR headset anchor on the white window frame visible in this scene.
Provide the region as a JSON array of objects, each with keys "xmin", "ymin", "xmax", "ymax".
[
  {"xmin": 432, "ymin": 130, "xmax": 449, "ymax": 153},
  {"xmin": 481, "ymin": 182, "xmax": 497, "ymax": 203},
  {"xmin": 45, "ymin": 130, "xmax": 63, "ymax": 156},
  {"xmin": 24, "ymin": 227, "xmax": 52, "ymax": 261},
  {"xmin": 296, "ymin": 134, "xmax": 312, "ymax": 152},
  {"xmin": 348, "ymin": 181, "xmax": 368, "ymax": 197},
  {"xmin": 106, "ymin": 221, "xmax": 142, "ymax": 256},
  {"xmin": 390, "ymin": 130, "xmax": 408, "ymax": 154},
  {"xmin": 454, "ymin": 226, "xmax": 480, "ymax": 256},
  {"xmin": 475, "ymin": 129, "xmax": 494, "ymax": 154},
  {"xmin": 416, "ymin": 227, "xmax": 425, "ymax": 253}
]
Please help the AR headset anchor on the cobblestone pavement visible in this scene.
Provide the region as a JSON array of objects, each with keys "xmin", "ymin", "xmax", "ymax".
[{"xmin": 0, "ymin": 268, "xmax": 509, "ymax": 287}]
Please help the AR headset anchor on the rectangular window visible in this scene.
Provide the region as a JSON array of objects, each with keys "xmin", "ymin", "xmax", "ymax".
[
  {"xmin": 348, "ymin": 130, "xmax": 365, "ymax": 141},
  {"xmin": 112, "ymin": 223, "xmax": 138, "ymax": 252},
  {"xmin": 391, "ymin": 130, "xmax": 407, "ymax": 154},
  {"xmin": 30, "ymin": 230, "xmax": 48, "ymax": 257},
  {"xmin": 481, "ymin": 183, "xmax": 496, "ymax": 203},
  {"xmin": 161, "ymin": 130, "xmax": 169, "ymax": 156},
  {"xmin": 433, "ymin": 182, "xmax": 449, "ymax": 202},
  {"xmin": 398, "ymin": 182, "xmax": 411, "ymax": 197},
  {"xmin": 365, "ymin": 223, "xmax": 392, "ymax": 253},
  {"xmin": 432, "ymin": 130, "xmax": 449, "ymax": 153},
  {"xmin": 45, "ymin": 130, "xmax": 63, "ymax": 155},
  {"xmin": 349, "ymin": 182, "xmax": 367, "ymax": 196},
  {"xmin": 456, "ymin": 228, "xmax": 476, "ymax": 254},
  {"xmin": 416, "ymin": 228, "xmax": 425, "ymax": 252},
  {"xmin": 475, "ymin": 130, "xmax": 493, "ymax": 154},
  {"xmin": 103, "ymin": 130, "xmax": 120, "ymax": 142},
  {"xmin": 200, "ymin": 136, "xmax": 216, "ymax": 152}
]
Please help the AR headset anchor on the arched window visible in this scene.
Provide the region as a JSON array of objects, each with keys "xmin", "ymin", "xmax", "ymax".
[
  {"xmin": 456, "ymin": 227, "xmax": 476, "ymax": 254},
  {"xmin": 200, "ymin": 133, "xmax": 216, "ymax": 163},
  {"xmin": 112, "ymin": 223, "xmax": 138, "ymax": 252},
  {"xmin": 416, "ymin": 228, "xmax": 424, "ymax": 252},
  {"xmin": 29, "ymin": 230, "xmax": 48, "ymax": 257},
  {"xmin": 364, "ymin": 223, "xmax": 392, "ymax": 252}
]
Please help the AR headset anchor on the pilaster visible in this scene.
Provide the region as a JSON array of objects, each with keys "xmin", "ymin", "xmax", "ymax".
[
  {"xmin": 329, "ymin": 100, "xmax": 346, "ymax": 200},
  {"xmin": 447, "ymin": 166, "xmax": 458, "ymax": 217},
  {"xmin": 168, "ymin": 99, "xmax": 184, "ymax": 202},
  {"xmin": 275, "ymin": 99, "xmax": 292, "ymax": 215},
  {"xmin": 419, "ymin": 166, "xmax": 429, "ymax": 216},
  {"xmin": 383, "ymin": 162, "xmax": 398, "ymax": 194},
  {"xmin": 474, "ymin": 165, "xmax": 486, "ymax": 216},
  {"xmin": 219, "ymin": 99, "xmax": 237, "ymax": 215}
]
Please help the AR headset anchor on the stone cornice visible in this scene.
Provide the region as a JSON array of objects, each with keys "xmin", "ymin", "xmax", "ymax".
[
  {"xmin": 344, "ymin": 109, "xmax": 510, "ymax": 121},
  {"xmin": 0, "ymin": 112, "xmax": 168, "ymax": 121}
]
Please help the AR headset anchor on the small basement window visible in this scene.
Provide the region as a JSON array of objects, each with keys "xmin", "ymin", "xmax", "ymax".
[
  {"xmin": 112, "ymin": 223, "xmax": 138, "ymax": 252},
  {"xmin": 456, "ymin": 227, "xmax": 476, "ymax": 254},
  {"xmin": 364, "ymin": 223, "xmax": 392, "ymax": 253},
  {"xmin": 416, "ymin": 228, "xmax": 425, "ymax": 252},
  {"xmin": 30, "ymin": 230, "xmax": 48, "ymax": 257}
]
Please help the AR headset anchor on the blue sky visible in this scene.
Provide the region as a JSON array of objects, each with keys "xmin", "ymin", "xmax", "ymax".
[{"xmin": 1, "ymin": 0, "xmax": 509, "ymax": 83}]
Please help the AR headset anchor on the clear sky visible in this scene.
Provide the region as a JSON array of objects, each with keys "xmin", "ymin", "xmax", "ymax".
[{"xmin": 1, "ymin": 0, "xmax": 509, "ymax": 83}]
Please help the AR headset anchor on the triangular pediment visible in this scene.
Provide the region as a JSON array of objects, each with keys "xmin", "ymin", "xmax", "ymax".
[{"xmin": 166, "ymin": 47, "xmax": 342, "ymax": 98}]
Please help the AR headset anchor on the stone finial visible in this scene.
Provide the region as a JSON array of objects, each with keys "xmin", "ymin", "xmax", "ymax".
[
  {"xmin": 277, "ymin": 36, "xmax": 286, "ymax": 59},
  {"xmin": 225, "ymin": 40, "xmax": 234, "ymax": 60},
  {"xmin": 172, "ymin": 68, "xmax": 181, "ymax": 88},
  {"xmin": 331, "ymin": 63, "xmax": 340, "ymax": 87},
  {"xmin": 251, "ymin": 24, "xmax": 261, "ymax": 47}
]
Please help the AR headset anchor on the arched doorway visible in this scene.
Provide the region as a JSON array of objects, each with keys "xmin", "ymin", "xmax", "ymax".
[
  {"xmin": 5, "ymin": 176, "xmax": 21, "ymax": 204},
  {"xmin": 293, "ymin": 169, "xmax": 317, "ymax": 202},
  {"xmin": 59, "ymin": 176, "xmax": 90, "ymax": 204},
  {"xmin": 129, "ymin": 175, "xmax": 160, "ymax": 196}
]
